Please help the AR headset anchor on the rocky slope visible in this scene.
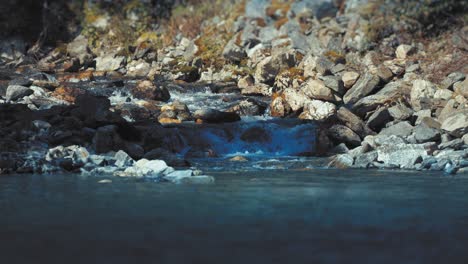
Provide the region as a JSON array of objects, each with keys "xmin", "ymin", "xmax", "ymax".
[{"xmin": 0, "ymin": 0, "xmax": 467, "ymax": 176}]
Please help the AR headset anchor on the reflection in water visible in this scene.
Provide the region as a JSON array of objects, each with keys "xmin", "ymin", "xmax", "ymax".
[{"xmin": 1, "ymin": 169, "xmax": 468, "ymax": 264}]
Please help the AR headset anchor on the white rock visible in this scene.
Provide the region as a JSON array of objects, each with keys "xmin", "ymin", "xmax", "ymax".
[
  {"xmin": 411, "ymin": 79, "xmax": 437, "ymax": 111},
  {"xmin": 300, "ymin": 100, "xmax": 336, "ymax": 121},
  {"xmin": 342, "ymin": 71, "xmax": 360, "ymax": 89},
  {"xmin": 395, "ymin": 44, "xmax": 415, "ymax": 60}
]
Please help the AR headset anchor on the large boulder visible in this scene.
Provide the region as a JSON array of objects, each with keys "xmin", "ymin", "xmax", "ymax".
[
  {"xmin": 441, "ymin": 110, "xmax": 468, "ymax": 137},
  {"xmin": 67, "ymin": 35, "xmax": 92, "ymax": 65},
  {"xmin": 414, "ymin": 125, "xmax": 441, "ymax": 143},
  {"xmin": 380, "ymin": 121, "xmax": 414, "ymax": 138},
  {"xmin": 283, "ymin": 88, "xmax": 308, "ymax": 112},
  {"xmin": 254, "ymin": 52, "xmax": 296, "ymax": 84},
  {"xmin": 336, "ymin": 107, "xmax": 374, "ymax": 138},
  {"xmin": 227, "ymin": 99, "xmax": 267, "ymax": 116},
  {"xmin": 95, "ymin": 54, "xmax": 126, "ymax": 72},
  {"xmin": 343, "ymin": 73, "xmax": 381, "ymax": 104}
]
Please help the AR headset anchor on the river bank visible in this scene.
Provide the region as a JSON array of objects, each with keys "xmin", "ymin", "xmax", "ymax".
[{"xmin": 1, "ymin": 0, "xmax": 467, "ymax": 177}]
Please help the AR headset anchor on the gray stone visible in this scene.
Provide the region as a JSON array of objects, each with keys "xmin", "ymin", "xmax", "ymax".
[
  {"xmin": 328, "ymin": 154, "xmax": 354, "ymax": 169},
  {"xmin": 320, "ymin": 76, "xmax": 345, "ymax": 95},
  {"xmin": 67, "ymin": 35, "xmax": 92, "ymax": 65},
  {"xmin": 374, "ymin": 135, "xmax": 407, "ymax": 146},
  {"xmin": 354, "ymin": 151, "xmax": 378, "ymax": 168},
  {"xmin": 414, "ymin": 125, "xmax": 441, "ymax": 143},
  {"xmin": 223, "ymin": 34, "xmax": 247, "ymax": 62},
  {"xmin": 377, "ymin": 144, "xmax": 428, "ymax": 169},
  {"xmin": 439, "ymin": 139, "xmax": 465, "ymax": 150},
  {"xmin": 343, "ymin": 73, "xmax": 381, "ymax": 104},
  {"xmin": 380, "ymin": 121, "xmax": 414, "ymax": 138},
  {"xmin": 441, "ymin": 110, "xmax": 468, "ymax": 137},
  {"xmin": 454, "ymin": 79, "xmax": 468, "ymax": 98},
  {"xmin": 6, "ymin": 85, "xmax": 33, "ymax": 101},
  {"xmin": 410, "ymin": 79, "xmax": 437, "ymax": 111},
  {"xmin": 95, "ymin": 54, "xmax": 125, "ymax": 72},
  {"xmin": 388, "ymin": 104, "xmax": 413, "ymax": 121},
  {"xmin": 114, "ymin": 150, "xmax": 134, "ymax": 168},
  {"xmin": 441, "ymin": 72, "xmax": 465, "ymax": 90},
  {"xmin": 331, "ymin": 143, "xmax": 350, "ymax": 154},
  {"xmin": 352, "ymin": 81, "xmax": 408, "ymax": 117}
]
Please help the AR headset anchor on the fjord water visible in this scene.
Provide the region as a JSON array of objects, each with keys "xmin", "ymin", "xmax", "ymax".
[{"xmin": 1, "ymin": 166, "xmax": 468, "ymax": 264}]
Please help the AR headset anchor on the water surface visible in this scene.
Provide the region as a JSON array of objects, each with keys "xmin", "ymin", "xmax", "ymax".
[{"xmin": 1, "ymin": 167, "xmax": 468, "ymax": 264}]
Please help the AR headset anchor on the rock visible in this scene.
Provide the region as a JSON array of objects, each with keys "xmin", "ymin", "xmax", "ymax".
[
  {"xmin": 168, "ymin": 175, "xmax": 215, "ymax": 184},
  {"xmin": 374, "ymin": 135, "xmax": 407, "ymax": 146},
  {"xmin": 330, "ymin": 143, "xmax": 350, "ymax": 154},
  {"xmin": 315, "ymin": 56, "xmax": 334, "ymax": 75},
  {"xmin": 229, "ymin": 156, "xmax": 249, "ymax": 162},
  {"xmin": 441, "ymin": 109, "xmax": 468, "ymax": 137},
  {"xmin": 114, "ymin": 150, "xmax": 134, "ymax": 168},
  {"xmin": 376, "ymin": 65, "xmax": 394, "ymax": 83},
  {"xmin": 419, "ymin": 117, "xmax": 441, "ymax": 130},
  {"xmin": 388, "ymin": 104, "xmax": 413, "ymax": 121},
  {"xmin": 453, "ymin": 79, "xmax": 468, "ymax": 98},
  {"xmin": 410, "ymin": 80, "xmax": 437, "ymax": 111},
  {"xmin": 194, "ymin": 109, "xmax": 241, "ymax": 123},
  {"xmin": 124, "ymin": 143, "xmax": 144, "ymax": 160},
  {"xmin": 126, "ymin": 60, "xmax": 151, "ymax": 78},
  {"xmin": 134, "ymin": 159, "xmax": 169, "ymax": 176},
  {"xmin": 98, "ymin": 179, "xmax": 112, "ymax": 184},
  {"xmin": 439, "ymin": 139, "xmax": 465, "ymax": 150},
  {"xmin": 328, "ymin": 154, "xmax": 354, "ymax": 169},
  {"xmin": 299, "ymin": 100, "xmax": 336, "ymax": 121},
  {"xmin": 46, "ymin": 145, "xmax": 90, "ymax": 171},
  {"xmin": 343, "ymin": 73, "xmax": 381, "ymax": 104},
  {"xmin": 354, "ymin": 151, "xmax": 378, "ymax": 168},
  {"xmin": 223, "ymin": 35, "xmax": 247, "ymax": 62},
  {"xmin": 377, "ymin": 144, "xmax": 428, "ymax": 169},
  {"xmin": 328, "ymin": 125, "xmax": 361, "ymax": 148},
  {"xmin": 380, "ymin": 121, "xmax": 414, "ymax": 138},
  {"xmin": 227, "ymin": 99, "xmax": 267, "ymax": 116},
  {"xmin": 283, "ymin": 88, "xmax": 308, "ymax": 112},
  {"xmin": 9, "ymin": 78, "xmax": 32, "ymax": 87},
  {"xmin": 240, "ymin": 126, "xmax": 271, "ymax": 143},
  {"xmin": 366, "ymin": 107, "xmax": 392, "ymax": 131},
  {"xmin": 414, "ymin": 125, "xmax": 441, "ymax": 143},
  {"xmin": 336, "ymin": 107, "xmax": 374, "ymax": 138},
  {"xmin": 241, "ymin": 83, "xmax": 272, "ymax": 96},
  {"xmin": 67, "ymin": 35, "xmax": 92, "ymax": 65},
  {"xmin": 131, "ymin": 80, "xmax": 170, "ymax": 102},
  {"xmin": 342, "ymin": 71, "xmax": 360, "ymax": 89},
  {"xmin": 434, "ymin": 89, "xmax": 454, "ymax": 101},
  {"xmin": 395, "ymin": 44, "xmax": 415, "ymax": 60},
  {"xmin": 6, "ymin": 85, "xmax": 33, "ymax": 101},
  {"xmin": 163, "ymin": 169, "xmax": 193, "ymax": 182},
  {"xmin": 301, "ymin": 79, "xmax": 335, "ymax": 101},
  {"xmin": 320, "ymin": 76, "xmax": 345, "ymax": 95},
  {"xmin": 270, "ymin": 96, "xmax": 290, "ymax": 117},
  {"xmin": 254, "ymin": 53, "xmax": 296, "ymax": 84},
  {"xmin": 441, "ymin": 72, "xmax": 465, "ymax": 90},
  {"xmin": 95, "ymin": 54, "xmax": 125, "ymax": 72},
  {"xmin": 93, "ymin": 125, "xmax": 124, "ymax": 154}
]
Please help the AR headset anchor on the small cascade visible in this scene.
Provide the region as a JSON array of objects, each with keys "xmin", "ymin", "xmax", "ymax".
[{"xmin": 169, "ymin": 119, "xmax": 317, "ymax": 158}]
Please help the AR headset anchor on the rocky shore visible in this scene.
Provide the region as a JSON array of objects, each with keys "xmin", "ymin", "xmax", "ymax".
[{"xmin": 0, "ymin": 0, "xmax": 467, "ymax": 177}]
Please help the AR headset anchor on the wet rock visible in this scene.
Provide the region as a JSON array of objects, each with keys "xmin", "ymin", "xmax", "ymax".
[
  {"xmin": 46, "ymin": 145, "xmax": 90, "ymax": 171},
  {"xmin": 328, "ymin": 124, "xmax": 361, "ymax": 148},
  {"xmin": 336, "ymin": 107, "xmax": 374, "ymax": 138},
  {"xmin": 114, "ymin": 150, "xmax": 134, "ymax": 168},
  {"xmin": 131, "ymin": 80, "xmax": 170, "ymax": 102},
  {"xmin": 342, "ymin": 71, "xmax": 360, "ymax": 89},
  {"xmin": 227, "ymin": 99, "xmax": 267, "ymax": 116},
  {"xmin": 240, "ymin": 126, "xmax": 271, "ymax": 143},
  {"xmin": 301, "ymin": 79, "xmax": 335, "ymax": 102},
  {"xmin": 377, "ymin": 144, "xmax": 428, "ymax": 169},
  {"xmin": 410, "ymin": 80, "xmax": 437, "ymax": 111},
  {"xmin": 328, "ymin": 154, "xmax": 354, "ymax": 169},
  {"xmin": 166, "ymin": 173, "xmax": 215, "ymax": 184},
  {"xmin": 144, "ymin": 148, "xmax": 190, "ymax": 167},
  {"xmin": 354, "ymin": 151, "xmax": 378, "ymax": 169},
  {"xmin": 230, "ymin": 156, "xmax": 249, "ymax": 162},
  {"xmin": 299, "ymin": 100, "xmax": 336, "ymax": 121},
  {"xmin": 93, "ymin": 125, "xmax": 124, "ymax": 154},
  {"xmin": 159, "ymin": 101, "xmax": 192, "ymax": 122},
  {"xmin": 194, "ymin": 109, "xmax": 241, "ymax": 123},
  {"xmin": 6, "ymin": 85, "xmax": 33, "ymax": 101},
  {"xmin": 117, "ymin": 159, "xmax": 169, "ymax": 178},
  {"xmin": 343, "ymin": 73, "xmax": 381, "ymax": 104},
  {"xmin": 380, "ymin": 121, "xmax": 414, "ymax": 138},
  {"xmin": 441, "ymin": 109, "xmax": 468, "ymax": 137},
  {"xmin": 270, "ymin": 96, "xmax": 291, "ymax": 117},
  {"xmin": 330, "ymin": 143, "xmax": 350, "ymax": 154}
]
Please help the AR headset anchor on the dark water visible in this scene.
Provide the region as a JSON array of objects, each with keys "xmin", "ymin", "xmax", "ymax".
[{"xmin": 1, "ymin": 167, "xmax": 468, "ymax": 264}]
